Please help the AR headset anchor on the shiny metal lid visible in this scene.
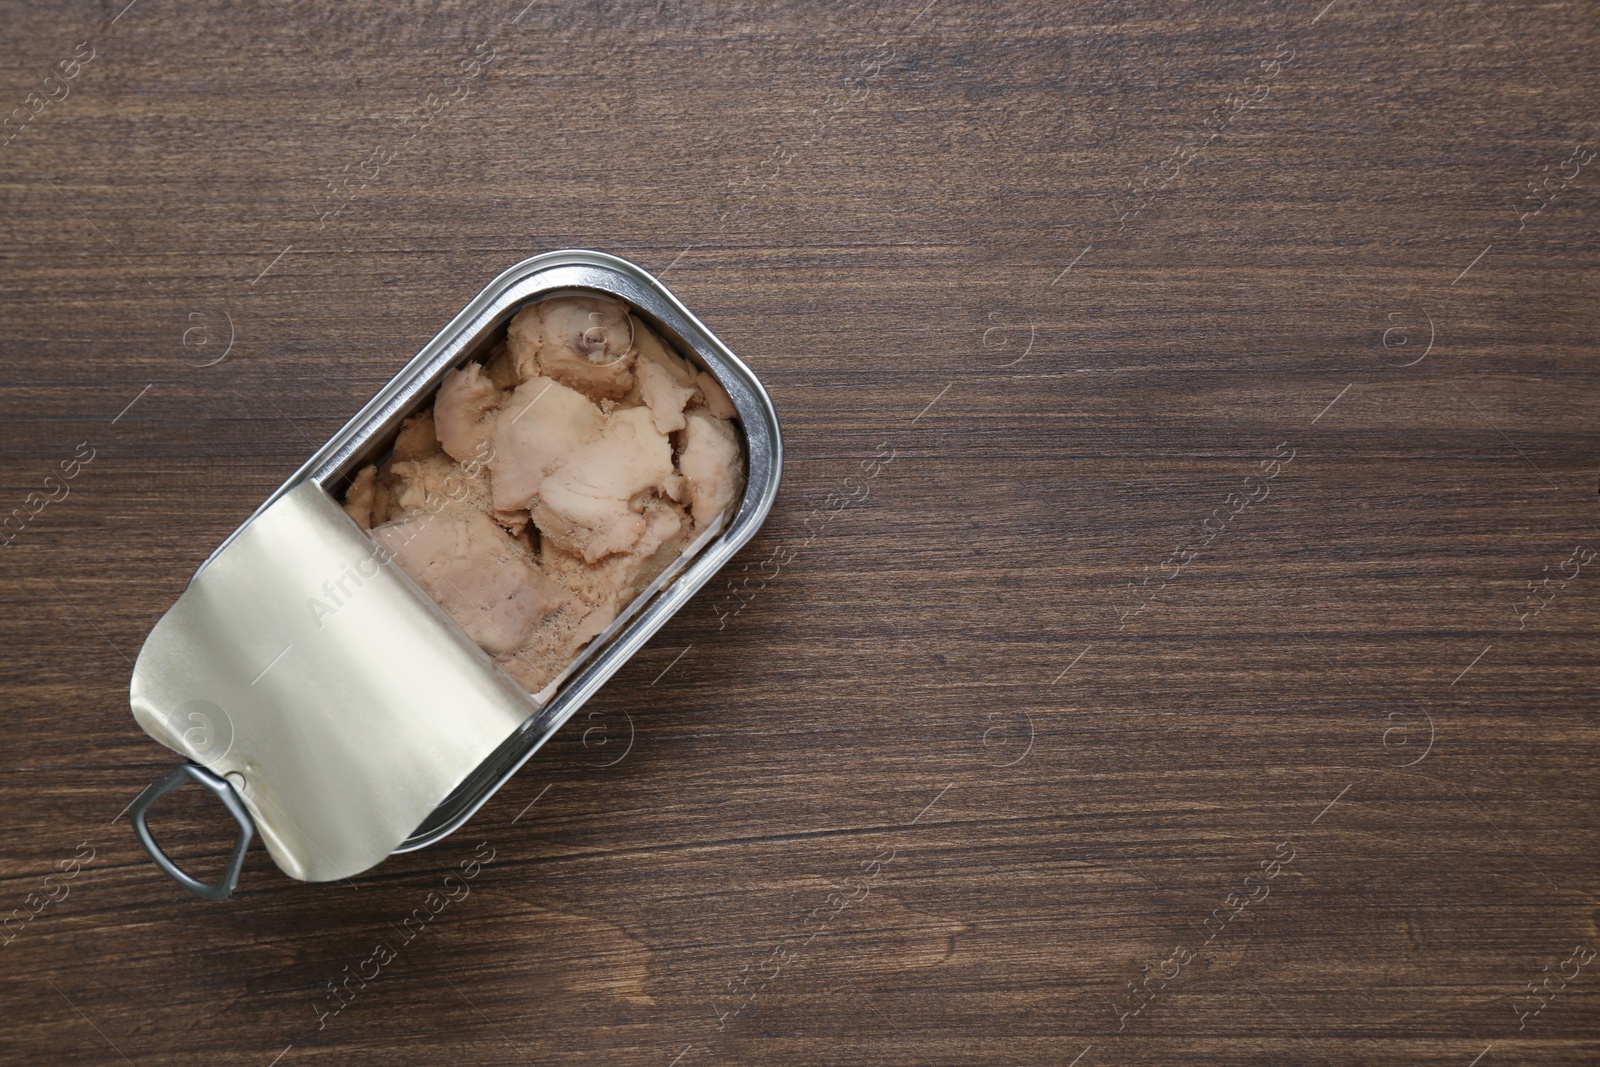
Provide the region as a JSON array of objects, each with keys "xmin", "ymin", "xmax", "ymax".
[{"xmin": 130, "ymin": 479, "xmax": 536, "ymax": 882}]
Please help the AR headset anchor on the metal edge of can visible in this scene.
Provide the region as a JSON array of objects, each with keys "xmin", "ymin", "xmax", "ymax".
[{"xmin": 180, "ymin": 250, "xmax": 782, "ymax": 855}]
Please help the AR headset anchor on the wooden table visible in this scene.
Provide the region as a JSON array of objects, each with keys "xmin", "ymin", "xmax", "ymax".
[{"xmin": 3, "ymin": 0, "xmax": 1597, "ymax": 1063}]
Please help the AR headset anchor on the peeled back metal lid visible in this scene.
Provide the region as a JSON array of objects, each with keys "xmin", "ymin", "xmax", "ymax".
[{"xmin": 130, "ymin": 478, "xmax": 537, "ymax": 884}]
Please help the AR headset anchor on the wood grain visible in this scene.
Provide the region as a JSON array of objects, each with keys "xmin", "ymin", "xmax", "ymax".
[{"xmin": 2, "ymin": 0, "xmax": 1599, "ymax": 1063}]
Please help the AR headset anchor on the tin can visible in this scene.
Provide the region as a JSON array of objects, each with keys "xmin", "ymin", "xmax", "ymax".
[{"xmin": 125, "ymin": 250, "xmax": 782, "ymax": 898}]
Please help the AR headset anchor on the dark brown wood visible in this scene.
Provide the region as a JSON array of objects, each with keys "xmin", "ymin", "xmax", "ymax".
[{"xmin": 3, "ymin": 0, "xmax": 1599, "ymax": 1063}]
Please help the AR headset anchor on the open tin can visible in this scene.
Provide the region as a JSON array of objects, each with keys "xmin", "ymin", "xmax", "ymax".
[{"xmin": 125, "ymin": 250, "xmax": 781, "ymax": 899}]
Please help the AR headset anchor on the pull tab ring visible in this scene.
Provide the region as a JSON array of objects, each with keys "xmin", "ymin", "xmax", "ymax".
[{"xmin": 129, "ymin": 764, "xmax": 255, "ymax": 900}]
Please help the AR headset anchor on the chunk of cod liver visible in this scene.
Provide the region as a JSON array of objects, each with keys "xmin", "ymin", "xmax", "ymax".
[{"xmin": 372, "ymin": 506, "xmax": 560, "ymax": 658}]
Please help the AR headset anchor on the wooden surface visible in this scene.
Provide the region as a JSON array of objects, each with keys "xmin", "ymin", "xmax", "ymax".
[{"xmin": 2, "ymin": 0, "xmax": 1599, "ymax": 1063}]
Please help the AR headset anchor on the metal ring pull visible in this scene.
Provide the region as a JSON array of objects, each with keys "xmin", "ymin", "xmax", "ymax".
[{"xmin": 129, "ymin": 764, "xmax": 255, "ymax": 900}]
